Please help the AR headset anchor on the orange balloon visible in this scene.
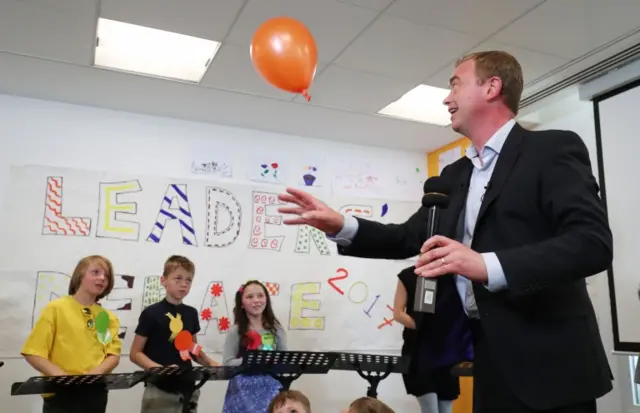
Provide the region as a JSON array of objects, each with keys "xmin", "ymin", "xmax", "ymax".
[{"xmin": 250, "ymin": 17, "xmax": 318, "ymax": 100}]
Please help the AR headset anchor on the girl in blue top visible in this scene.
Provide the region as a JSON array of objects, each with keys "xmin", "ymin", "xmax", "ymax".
[{"xmin": 222, "ymin": 280, "xmax": 287, "ymax": 413}]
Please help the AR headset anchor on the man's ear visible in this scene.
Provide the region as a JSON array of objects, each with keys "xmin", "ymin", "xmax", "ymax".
[{"xmin": 485, "ymin": 76, "xmax": 503, "ymax": 101}]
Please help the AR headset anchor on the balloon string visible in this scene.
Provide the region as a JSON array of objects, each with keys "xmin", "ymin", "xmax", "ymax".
[{"xmin": 302, "ymin": 90, "xmax": 311, "ymax": 102}]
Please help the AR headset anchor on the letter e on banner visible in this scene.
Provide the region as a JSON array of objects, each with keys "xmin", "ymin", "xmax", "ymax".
[{"xmin": 289, "ymin": 282, "xmax": 324, "ymax": 330}]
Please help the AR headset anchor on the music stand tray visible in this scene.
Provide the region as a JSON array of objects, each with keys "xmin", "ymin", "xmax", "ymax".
[
  {"xmin": 11, "ymin": 371, "xmax": 146, "ymax": 396},
  {"xmin": 331, "ymin": 352, "xmax": 410, "ymax": 398},
  {"xmin": 242, "ymin": 350, "xmax": 338, "ymax": 391},
  {"xmin": 144, "ymin": 365, "xmax": 242, "ymax": 413}
]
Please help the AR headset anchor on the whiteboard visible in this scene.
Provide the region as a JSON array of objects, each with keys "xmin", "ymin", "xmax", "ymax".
[
  {"xmin": 594, "ymin": 78, "xmax": 640, "ymax": 352},
  {"xmin": 0, "ymin": 165, "xmax": 421, "ymax": 357}
]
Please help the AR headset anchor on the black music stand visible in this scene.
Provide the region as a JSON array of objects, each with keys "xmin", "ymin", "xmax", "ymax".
[
  {"xmin": 11, "ymin": 371, "xmax": 146, "ymax": 396},
  {"xmin": 331, "ymin": 352, "xmax": 409, "ymax": 398},
  {"xmin": 242, "ymin": 350, "xmax": 338, "ymax": 391},
  {"xmin": 144, "ymin": 365, "xmax": 242, "ymax": 413}
]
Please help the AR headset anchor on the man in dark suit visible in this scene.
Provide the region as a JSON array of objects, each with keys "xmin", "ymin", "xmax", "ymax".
[{"xmin": 277, "ymin": 51, "xmax": 613, "ymax": 413}]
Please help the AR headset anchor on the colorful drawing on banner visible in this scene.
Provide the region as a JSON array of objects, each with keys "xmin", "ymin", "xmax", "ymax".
[
  {"xmin": 289, "ymin": 282, "xmax": 324, "ymax": 330},
  {"xmin": 301, "ymin": 166, "xmax": 319, "ymax": 187},
  {"xmin": 249, "ymin": 191, "xmax": 286, "ymax": 251},
  {"xmin": 339, "ymin": 205, "xmax": 373, "ymax": 217},
  {"xmin": 377, "ymin": 305, "xmax": 395, "ymax": 329},
  {"xmin": 42, "ymin": 177, "xmax": 92, "ymax": 236},
  {"xmin": 238, "ymin": 280, "xmax": 280, "ymax": 296},
  {"xmin": 97, "ymin": 180, "xmax": 142, "ymax": 241},
  {"xmin": 364, "ymin": 294, "xmax": 381, "ymax": 318},
  {"xmin": 333, "ymin": 161, "xmax": 381, "ymax": 193},
  {"xmin": 32, "ymin": 271, "xmax": 69, "ymax": 327},
  {"xmin": 264, "ymin": 282, "xmax": 280, "ymax": 296},
  {"xmin": 101, "ymin": 274, "xmax": 135, "ymax": 339},
  {"xmin": 191, "ymin": 160, "xmax": 232, "ymax": 178},
  {"xmin": 381, "ymin": 204, "xmax": 388, "ymax": 217},
  {"xmin": 262, "ymin": 163, "xmax": 279, "ymax": 179},
  {"xmin": 339, "ymin": 174, "xmax": 378, "ymax": 190},
  {"xmin": 251, "ymin": 162, "xmax": 280, "ymax": 184},
  {"xmin": 328, "ymin": 268, "xmax": 349, "ymax": 296},
  {"xmin": 327, "ymin": 268, "xmax": 370, "ymax": 303},
  {"xmin": 326, "ymin": 267, "xmax": 390, "ymax": 326},
  {"xmin": 198, "ymin": 281, "xmax": 231, "ymax": 335},
  {"xmin": 348, "ymin": 281, "xmax": 368, "ymax": 304},
  {"xmin": 393, "ymin": 166, "xmax": 426, "ymax": 191},
  {"xmin": 294, "ymin": 225, "xmax": 330, "ymax": 255},
  {"xmin": 205, "ymin": 187, "xmax": 242, "ymax": 248},
  {"xmin": 147, "ymin": 184, "xmax": 197, "ymax": 246},
  {"xmin": 395, "ymin": 176, "xmax": 408, "ymax": 186},
  {"xmin": 142, "ymin": 275, "xmax": 166, "ymax": 310}
]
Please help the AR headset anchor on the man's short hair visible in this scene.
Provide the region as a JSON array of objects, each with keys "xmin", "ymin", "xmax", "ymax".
[{"xmin": 456, "ymin": 50, "xmax": 524, "ymax": 115}]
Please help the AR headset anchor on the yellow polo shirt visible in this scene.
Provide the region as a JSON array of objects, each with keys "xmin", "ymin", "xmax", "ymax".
[{"xmin": 21, "ymin": 295, "xmax": 122, "ymax": 376}]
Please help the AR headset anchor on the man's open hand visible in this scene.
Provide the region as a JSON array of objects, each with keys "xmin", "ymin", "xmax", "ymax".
[{"xmin": 278, "ymin": 187, "xmax": 344, "ymax": 235}]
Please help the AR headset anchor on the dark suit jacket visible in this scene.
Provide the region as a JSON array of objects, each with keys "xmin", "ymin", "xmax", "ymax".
[{"xmin": 338, "ymin": 123, "xmax": 613, "ymax": 410}]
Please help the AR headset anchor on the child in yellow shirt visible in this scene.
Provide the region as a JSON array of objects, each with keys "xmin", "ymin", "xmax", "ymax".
[{"xmin": 21, "ymin": 255, "xmax": 122, "ymax": 413}]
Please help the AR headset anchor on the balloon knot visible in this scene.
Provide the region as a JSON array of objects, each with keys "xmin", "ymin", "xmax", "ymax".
[{"xmin": 302, "ymin": 90, "xmax": 311, "ymax": 102}]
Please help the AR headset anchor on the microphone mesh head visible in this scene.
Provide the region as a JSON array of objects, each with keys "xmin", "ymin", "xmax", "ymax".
[
  {"xmin": 422, "ymin": 176, "xmax": 451, "ymax": 208},
  {"xmin": 423, "ymin": 176, "xmax": 452, "ymax": 195},
  {"xmin": 422, "ymin": 193, "xmax": 450, "ymax": 208}
]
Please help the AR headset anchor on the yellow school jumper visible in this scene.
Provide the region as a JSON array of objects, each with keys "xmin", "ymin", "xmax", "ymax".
[{"xmin": 21, "ymin": 295, "xmax": 122, "ymax": 395}]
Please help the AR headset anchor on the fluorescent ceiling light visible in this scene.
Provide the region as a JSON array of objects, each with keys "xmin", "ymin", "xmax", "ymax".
[
  {"xmin": 378, "ymin": 84, "xmax": 451, "ymax": 126},
  {"xmin": 94, "ymin": 18, "xmax": 221, "ymax": 83}
]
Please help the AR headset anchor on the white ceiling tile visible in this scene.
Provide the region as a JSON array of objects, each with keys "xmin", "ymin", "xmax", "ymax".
[
  {"xmin": 225, "ymin": 0, "xmax": 379, "ymax": 63},
  {"xmin": 492, "ymin": 0, "xmax": 592, "ymax": 59},
  {"xmin": 585, "ymin": 0, "xmax": 640, "ymax": 49},
  {"xmin": 200, "ymin": 43, "xmax": 294, "ymax": 100},
  {"xmin": 336, "ymin": 0, "xmax": 394, "ymax": 11},
  {"xmin": 425, "ymin": 41, "xmax": 570, "ymax": 95},
  {"xmin": 292, "ymin": 64, "xmax": 417, "ymax": 113},
  {"xmin": 100, "ymin": 0, "xmax": 246, "ymax": 41},
  {"xmin": 385, "ymin": 0, "xmax": 545, "ymax": 37},
  {"xmin": 335, "ymin": 14, "xmax": 482, "ymax": 82},
  {"xmin": 426, "ymin": 41, "xmax": 569, "ymax": 89},
  {"xmin": 491, "ymin": 44, "xmax": 569, "ymax": 86},
  {"xmin": 0, "ymin": 0, "xmax": 97, "ymax": 64}
]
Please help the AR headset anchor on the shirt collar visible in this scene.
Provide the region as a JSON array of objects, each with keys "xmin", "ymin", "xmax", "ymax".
[{"xmin": 465, "ymin": 119, "xmax": 516, "ymax": 159}]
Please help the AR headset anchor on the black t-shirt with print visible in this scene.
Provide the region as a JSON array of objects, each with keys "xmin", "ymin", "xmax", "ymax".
[{"xmin": 135, "ymin": 299, "xmax": 201, "ymax": 393}]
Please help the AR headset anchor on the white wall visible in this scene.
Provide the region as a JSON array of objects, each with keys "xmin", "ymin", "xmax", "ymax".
[
  {"xmin": 531, "ymin": 91, "xmax": 636, "ymax": 413},
  {"xmin": 0, "ymin": 94, "xmax": 428, "ymax": 413}
]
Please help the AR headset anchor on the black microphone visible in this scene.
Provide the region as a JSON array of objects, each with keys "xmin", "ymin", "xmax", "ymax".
[
  {"xmin": 481, "ymin": 181, "xmax": 491, "ymax": 201},
  {"xmin": 0, "ymin": 361, "xmax": 4, "ymax": 367},
  {"xmin": 414, "ymin": 176, "xmax": 451, "ymax": 313}
]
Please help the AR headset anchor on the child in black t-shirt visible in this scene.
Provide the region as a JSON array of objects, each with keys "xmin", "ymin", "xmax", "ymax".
[{"xmin": 130, "ymin": 255, "xmax": 220, "ymax": 413}]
